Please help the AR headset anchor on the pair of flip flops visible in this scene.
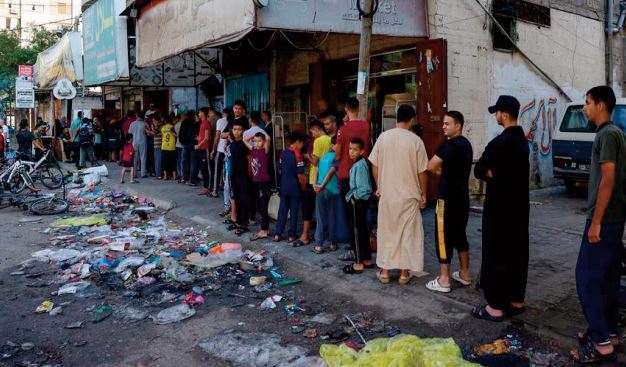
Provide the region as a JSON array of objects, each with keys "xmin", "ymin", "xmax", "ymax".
[{"xmin": 289, "ymin": 239, "xmax": 309, "ymax": 247}]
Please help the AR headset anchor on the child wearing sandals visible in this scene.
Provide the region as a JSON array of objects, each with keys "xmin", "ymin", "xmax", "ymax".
[
  {"xmin": 343, "ymin": 137, "xmax": 374, "ymax": 274},
  {"xmin": 313, "ymin": 143, "xmax": 339, "ymax": 254},
  {"xmin": 244, "ymin": 132, "xmax": 271, "ymax": 241},
  {"xmin": 120, "ymin": 134, "xmax": 136, "ymax": 184},
  {"xmin": 273, "ymin": 133, "xmax": 307, "ymax": 243}
]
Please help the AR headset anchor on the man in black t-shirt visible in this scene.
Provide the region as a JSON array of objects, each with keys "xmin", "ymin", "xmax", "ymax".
[
  {"xmin": 228, "ymin": 118, "xmax": 251, "ymax": 235},
  {"xmin": 425, "ymin": 111, "xmax": 473, "ymax": 294}
]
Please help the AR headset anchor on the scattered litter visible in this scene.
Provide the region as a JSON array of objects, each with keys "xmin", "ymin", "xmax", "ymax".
[
  {"xmin": 19, "ymin": 217, "xmax": 43, "ymax": 223},
  {"xmin": 10, "ymin": 271, "xmax": 25, "ymax": 276},
  {"xmin": 20, "ymin": 343, "xmax": 34, "ymax": 351},
  {"xmin": 151, "ymin": 303, "xmax": 196, "ymax": 325},
  {"xmin": 304, "ymin": 328, "xmax": 318, "ymax": 338},
  {"xmin": 284, "ymin": 303, "xmax": 305, "ymax": 316},
  {"xmin": 57, "ymin": 281, "xmax": 91, "ymax": 295},
  {"xmin": 35, "ymin": 300, "xmax": 54, "ymax": 314},
  {"xmin": 260, "ymin": 295, "xmax": 283, "ymax": 310},
  {"xmin": 199, "ymin": 332, "xmax": 326, "ymax": 367},
  {"xmin": 49, "ymin": 307, "xmax": 63, "ymax": 316},
  {"xmin": 308, "ymin": 313, "xmax": 337, "ymax": 325},
  {"xmin": 278, "ymin": 278, "xmax": 302, "ymax": 287},
  {"xmin": 92, "ymin": 304, "xmax": 113, "ymax": 323},
  {"xmin": 65, "ymin": 321, "xmax": 83, "ymax": 329},
  {"xmin": 249, "ymin": 276, "xmax": 267, "ymax": 286},
  {"xmin": 182, "ymin": 292, "xmax": 205, "ymax": 306}
]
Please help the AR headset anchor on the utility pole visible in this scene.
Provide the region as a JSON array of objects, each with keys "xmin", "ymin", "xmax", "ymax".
[{"xmin": 356, "ymin": 0, "xmax": 374, "ymax": 121}]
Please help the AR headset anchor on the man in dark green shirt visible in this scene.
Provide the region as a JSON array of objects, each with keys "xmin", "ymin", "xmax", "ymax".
[{"xmin": 572, "ymin": 86, "xmax": 626, "ymax": 364}]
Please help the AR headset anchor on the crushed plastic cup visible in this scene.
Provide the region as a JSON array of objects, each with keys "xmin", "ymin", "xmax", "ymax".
[
  {"xmin": 260, "ymin": 295, "xmax": 283, "ymax": 310},
  {"xmin": 249, "ymin": 276, "xmax": 267, "ymax": 286},
  {"xmin": 137, "ymin": 263, "xmax": 157, "ymax": 277},
  {"xmin": 114, "ymin": 256, "xmax": 145, "ymax": 273},
  {"xmin": 35, "ymin": 300, "xmax": 54, "ymax": 313},
  {"xmin": 182, "ymin": 292, "xmax": 205, "ymax": 306},
  {"xmin": 150, "ymin": 303, "xmax": 196, "ymax": 325},
  {"xmin": 57, "ymin": 281, "xmax": 91, "ymax": 295}
]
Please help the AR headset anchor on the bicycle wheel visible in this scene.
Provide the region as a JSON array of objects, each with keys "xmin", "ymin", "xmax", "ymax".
[
  {"xmin": 9, "ymin": 174, "xmax": 26, "ymax": 194},
  {"xmin": 0, "ymin": 195, "xmax": 12, "ymax": 209},
  {"xmin": 40, "ymin": 166, "xmax": 64, "ymax": 189},
  {"xmin": 29, "ymin": 197, "xmax": 69, "ymax": 215}
]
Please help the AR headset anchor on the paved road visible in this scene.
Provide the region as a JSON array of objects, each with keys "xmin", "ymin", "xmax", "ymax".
[{"xmin": 0, "ymin": 164, "xmax": 617, "ymax": 366}]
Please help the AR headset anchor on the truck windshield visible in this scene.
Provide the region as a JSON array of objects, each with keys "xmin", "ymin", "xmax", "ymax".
[{"xmin": 560, "ymin": 105, "xmax": 626, "ymax": 133}]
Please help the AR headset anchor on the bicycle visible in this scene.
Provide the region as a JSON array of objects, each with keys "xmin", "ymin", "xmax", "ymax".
[
  {"xmin": 0, "ymin": 175, "xmax": 70, "ymax": 215},
  {"xmin": 0, "ymin": 150, "xmax": 64, "ymax": 193}
]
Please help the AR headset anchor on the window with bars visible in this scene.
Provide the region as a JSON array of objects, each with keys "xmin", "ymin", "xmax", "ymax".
[{"xmin": 491, "ymin": 0, "xmax": 551, "ymax": 51}]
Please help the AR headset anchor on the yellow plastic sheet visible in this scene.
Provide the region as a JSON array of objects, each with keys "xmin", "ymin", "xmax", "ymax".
[
  {"xmin": 50, "ymin": 215, "xmax": 108, "ymax": 228},
  {"xmin": 320, "ymin": 335, "xmax": 481, "ymax": 367}
]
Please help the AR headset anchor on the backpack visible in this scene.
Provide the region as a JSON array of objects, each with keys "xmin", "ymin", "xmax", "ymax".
[{"xmin": 79, "ymin": 124, "xmax": 93, "ymax": 144}]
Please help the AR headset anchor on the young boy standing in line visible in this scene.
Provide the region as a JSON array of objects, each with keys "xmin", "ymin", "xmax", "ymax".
[
  {"xmin": 161, "ymin": 117, "xmax": 178, "ymax": 181},
  {"xmin": 120, "ymin": 134, "xmax": 136, "ymax": 184},
  {"xmin": 274, "ymin": 133, "xmax": 307, "ymax": 243},
  {"xmin": 313, "ymin": 142, "xmax": 339, "ymax": 254},
  {"xmin": 343, "ymin": 137, "xmax": 373, "ymax": 274},
  {"xmin": 228, "ymin": 120, "xmax": 251, "ymax": 236},
  {"xmin": 245, "ymin": 132, "xmax": 272, "ymax": 241}
]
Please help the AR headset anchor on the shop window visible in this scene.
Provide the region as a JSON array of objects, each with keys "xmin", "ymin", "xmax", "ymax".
[{"xmin": 491, "ymin": 0, "xmax": 550, "ymax": 51}]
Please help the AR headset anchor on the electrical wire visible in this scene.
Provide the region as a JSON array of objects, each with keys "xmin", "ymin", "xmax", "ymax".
[
  {"xmin": 246, "ymin": 30, "xmax": 276, "ymax": 52},
  {"xmin": 0, "ymin": 16, "xmax": 77, "ymax": 34},
  {"xmin": 356, "ymin": 0, "xmax": 379, "ymax": 18},
  {"xmin": 278, "ymin": 30, "xmax": 330, "ymax": 51}
]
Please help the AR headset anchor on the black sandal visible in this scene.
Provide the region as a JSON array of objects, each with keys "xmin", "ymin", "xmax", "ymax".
[
  {"xmin": 273, "ymin": 235, "xmax": 284, "ymax": 242},
  {"xmin": 235, "ymin": 227, "xmax": 250, "ymax": 236},
  {"xmin": 338, "ymin": 252, "xmax": 355, "ymax": 262},
  {"xmin": 328, "ymin": 244, "xmax": 337, "ymax": 252},
  {"xmin": 290, "ymin": 239, "xmax": 309, "ymax": 248},
  {"xmin": 343, "ymin": 264, "xmax": 364, "ymax": 274},
  {"xmin": 312, "ymin": 246, "xmax": 324, "ymax": 254},
  {"xmin": 506, "ymin": 305, "xmax": 526, "ymax": 316},
  {"xmin": 227, "ymin": 224, "xmax": 240, "ymax": 231},
  {"xmin": 223, "ymin": 219, "xmax": 234, "ymax": 225},
  {"xmin": 471, "ymin": 305, "xmax": 505, "ymax": 322},
  {"xmin": 570, "ymin": 340, "xmax": 616, "ymax": 364}
]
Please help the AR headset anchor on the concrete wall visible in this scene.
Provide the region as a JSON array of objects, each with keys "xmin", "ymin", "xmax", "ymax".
[{"xmin": 427, "ymin": 0, "xmax": 609, "ymax": 188}]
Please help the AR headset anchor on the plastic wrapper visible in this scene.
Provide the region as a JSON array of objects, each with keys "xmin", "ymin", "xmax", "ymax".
[
  {"xmin": 320, "ymin": 335, "xmax": 480, "ymax": 367},
  {"xmin": 50, "ymin": 215, "xmax": 108, "ymax": 228}
]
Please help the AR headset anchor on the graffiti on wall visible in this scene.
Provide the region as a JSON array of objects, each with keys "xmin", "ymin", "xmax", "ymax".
[{"xmin": 519, "ymin": 97, "xmax": 559, "ymax": 186}]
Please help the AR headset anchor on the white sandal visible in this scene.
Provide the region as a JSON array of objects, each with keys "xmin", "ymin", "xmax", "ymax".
[
  {"xmin": 451, "ymin": 271, "xmax": 472, "ymax": 286},
  {"xmin": 425, "ymin": 277, "xmax": 451, "ymax": 293}
]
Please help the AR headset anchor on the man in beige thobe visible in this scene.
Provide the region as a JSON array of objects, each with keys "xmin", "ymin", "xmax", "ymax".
[{"xmin": 369, "ymin": 105, "xmax": 429, "ymax": 285}]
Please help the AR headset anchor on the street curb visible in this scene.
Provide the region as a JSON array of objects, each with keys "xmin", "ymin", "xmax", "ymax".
[{"xmin": 109, "ymin": 181, "xmax": 178, "ymax": 211}]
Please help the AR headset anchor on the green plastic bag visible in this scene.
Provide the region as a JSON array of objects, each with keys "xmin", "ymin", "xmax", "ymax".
[
  {"xmin": 51, "ymin": 215, "xmax": 108, "ymax": 228},
  {"xmin": 320, "ymin": 334, "xmax": 481, "ymax": 367},
  {"xmin": 320, "ymin": 344, "xmax": 357, "ymax": 367}
]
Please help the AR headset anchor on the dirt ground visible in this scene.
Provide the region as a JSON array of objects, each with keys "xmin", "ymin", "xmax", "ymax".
[{"xmin": 0, "ymin": 199, "xmax": 598, "ymax": 367}]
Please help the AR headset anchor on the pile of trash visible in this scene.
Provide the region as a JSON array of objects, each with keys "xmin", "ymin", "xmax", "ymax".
[
  {"xmin": 470, "ymin": 332, "xmax": 570, "ymax": 366},
  {"xmin": 25, "ymin": 183, "xmax": 292, "ymax": 325},
  {"xmin": 320, "ymin": 334, "xmax": 480, "ymax": 367}
]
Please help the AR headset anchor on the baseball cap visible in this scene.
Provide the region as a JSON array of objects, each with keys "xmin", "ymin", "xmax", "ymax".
[{"xmin": 488, "ymin": 95, "xmax": 521, "ymax": 116}]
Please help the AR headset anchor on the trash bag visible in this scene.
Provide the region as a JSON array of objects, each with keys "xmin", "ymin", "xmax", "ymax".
[
  {"xmin": 82, "ymin": 165, "xmax": 109, "ymax": 176},
  {"xmin": 50, "ymin": 215, "xmax": 108, "ymax": 228},
  {"xmin": 320, "ymin": 344, "xmax": 358, "ymax": 367},
  {"xmin": 320, "ymin": 335, "xmax": 480, "ymax": 367},
  {"xmin": 150, "ymin": 303, "xmax": 196, "ymax": 325}
]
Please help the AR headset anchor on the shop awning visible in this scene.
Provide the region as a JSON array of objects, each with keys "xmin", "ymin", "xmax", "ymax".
[
  {"xmin": 34, "ymin": 32, "xmax": 83, "ymax": 90},
  {"xmin": 135, "ymin": 0, "xmax": 255, "ymax": 67}
]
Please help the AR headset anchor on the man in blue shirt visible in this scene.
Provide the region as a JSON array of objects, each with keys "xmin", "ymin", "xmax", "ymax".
[
  {"xmin": 70, "ymin": 111, "xmax": 83, "ymax": 168},
  {"xmin": 274, "ymin": 133, "xmax": 306, "ymax": 243},
  {"xmin": 313, "ymin": 144, "xmax": 339, "ymax": 254}
]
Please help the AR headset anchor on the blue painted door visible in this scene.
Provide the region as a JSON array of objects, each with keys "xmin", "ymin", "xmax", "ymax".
[{"xmin": 225, "ymin": 73, "xmax": 270, "ymax": 112}]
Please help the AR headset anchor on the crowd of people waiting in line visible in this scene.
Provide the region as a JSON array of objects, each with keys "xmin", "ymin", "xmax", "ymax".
[{"xmin": 3, "ymin": 86, "xmax": 625, "ymax": 364}]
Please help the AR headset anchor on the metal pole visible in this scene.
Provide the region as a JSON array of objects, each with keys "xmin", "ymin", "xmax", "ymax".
[
  {"xmin": 356, "ymin": 0, "xmax": 374, "ymax": 121},
  {"xmin": 607, "ymin": 0, "xmax": 614, "ymax": 87}
]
